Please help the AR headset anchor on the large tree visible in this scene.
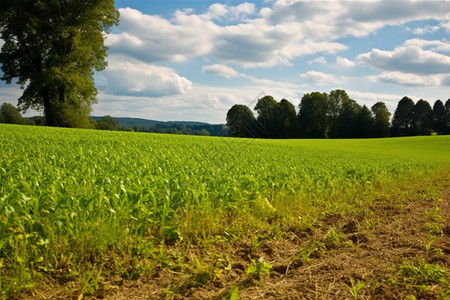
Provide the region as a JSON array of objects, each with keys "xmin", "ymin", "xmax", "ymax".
[
  {"xmin": 355, "ymin": 105, "xmax": 374, "ymax": 138},
  {"xmin": 336, "ymin": 98, "xmax": 361, "ymax": 138},
  {"xmin": 412, "ymin": 99, "xmax": 432, "ymax": 135},
  {"xmin": 298, "ymin": 92, "xmax": 329, "ymax": 138},
  {"xmin": 431, "ymin": 100, "xmax": 446, "ymax": 135},
  {"xmin": 254, "ymin": 95, "xmax": 281, "ymax": 138},
  {"xmin": 0, "ymin": 0, "xmax": 119, "ymax": 127},
  {"xmin": 327, "ymin": 89, "xmax": 350, "ymax": 138},
  {"xmin": 279, "ymin": 99, "xmax": 299, "ymax": 138},
  {"xmin": 392, "ymin": 96, "xmax": 415, "ymax": 136},
  {"xmin": 226, "ymin": 104, "xmax": 258, "ymax": 138},
  {"xmin": 371, "ymin": 102, "xmax": 391, "ymax": 138}
]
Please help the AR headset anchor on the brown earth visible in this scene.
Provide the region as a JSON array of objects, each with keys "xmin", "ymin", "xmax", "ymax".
[{"xmin": 23, "ymin": 182, "xmax": 450, "ymax": 300}]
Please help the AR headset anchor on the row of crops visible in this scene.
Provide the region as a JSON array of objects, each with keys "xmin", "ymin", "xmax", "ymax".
[{"xmin": 1, "ymin": 124, "xmax": 450, "ymax": 294}]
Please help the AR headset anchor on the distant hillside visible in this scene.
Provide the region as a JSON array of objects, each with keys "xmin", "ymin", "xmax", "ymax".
[
  {"xmin": 91, "ymin": 117, "xmax": 215, "ymax": 127},
  {"xmin": 91, "ymin": 116, "xmax": 227, "ymax": 136}
]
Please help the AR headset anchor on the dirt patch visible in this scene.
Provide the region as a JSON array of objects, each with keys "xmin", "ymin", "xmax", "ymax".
[{"xmin": 20, "ymin": 185, "xmax": 450, "ymax": 300}]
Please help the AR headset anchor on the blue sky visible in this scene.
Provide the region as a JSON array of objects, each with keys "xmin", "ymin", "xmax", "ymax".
[{"xmin": 1, "ymin": 0, "xmax": 450, "ymax": 123}]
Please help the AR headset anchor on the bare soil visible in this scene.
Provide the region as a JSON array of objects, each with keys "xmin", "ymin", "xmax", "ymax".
[{"xmin": 23, "ymin": 182, "xmax": 450, "ymax": 300}]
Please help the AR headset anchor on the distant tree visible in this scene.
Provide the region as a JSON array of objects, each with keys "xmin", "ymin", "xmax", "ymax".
[
  {"xmin": 371, "ymin": 102, "xmax": 391, "ymax": 138},
  {"xmin": 96, "ymin": 115, "xmax": 119, "ymax": 131},
  {"xmin": 0, "ymin": 0, "xmax": 119, "ymax": 127},
  {"xmin": 327, "ymin": 89, "xmax": 350, "ymax": 138},
  {"xmin": 445, "ymin": 99, "xmax": 450, "ymax": 135},
  {"xmin": 336, "ymin": 98, "xmax": 361, "ymax": 138},
  {"xmin": 392, "ymin": 96, "xmax": 415, "ymax": 136},
  {"xmin": 0, "ymin": 102, "xmax": 25, "ymax": 124},
  {"xmin": 354, "ymin": 105, "xmax": 374, "ymax": 138},
  {"xmin": 279, "ymin": 99, "xmax": 299, "ymax": 138},
  {"xmin": 195, "ymin": 129, "xmax": 210, "ymax": 136},
  {"xmin": 226, "ymin": 104, "xmax": 258, "ymax": 138},
  {"xmin": 431, "ymin": 100, "xmax": 446, "ymax": 135},
  {"xmin": 298, "ymin": 92, "xmax": 329, "ymax": 138},
  {"xmin": 254, "ymin": 95, "xmax": 281, "ymax": 138},
  {"xmin": 412, "ymin": 99, "xmax": 432, "ymax": 135}
]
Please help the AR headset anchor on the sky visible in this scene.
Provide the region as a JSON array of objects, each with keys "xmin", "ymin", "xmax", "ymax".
[{"xmin": 1, "ymin": 0, "xmax": 450, "ymax": 124}]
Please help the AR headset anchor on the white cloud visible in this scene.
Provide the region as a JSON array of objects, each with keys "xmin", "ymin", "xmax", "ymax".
[
  {"xmin": 202, "ymin": 64, "xmax": 244, "ymax": 79},
  {"xmin": 336, "ymin": 56, "xmax": 356, "ymax": 67},
  {"xmin": 101, "ymin": 55, "xmax": 192, "ymax": 97},
  {"xmin": 300, "ymin": 71, "xmax": 342, "ymax": 86},
  {"xmin": 442, "ymin": 76, "xmax": 450, "ymax": 86},
  {"xmin": 106, "ymin": 2, "xmax": 450, "ymax": 70},
  {"xmin": 442, "ymin": 22, "xmax": 450, "ymax": 32},
  {"xmin": 207, "ymin": 2, "xmax": 256, "ymax": 21},
  {"xmin": 106, "ymin": 8, "xmax": 216, "ymax": 63},
  {"xmin": 266, "ymin": 0, "xmax": 450, "ymax": 39},
  {"xmin": 358, "ymin": 39, "xmax": 450, "ymax": 75},
  {"xmin": 410, "ymin": 25, "xmax": 440, "ymax": 35},
  {"xmin": 369, "ymin": 71, "xmax": 444, "ymax": 87},
  {"xmin": 309, "ymin": 57, "xmax": 326, "ymax": 64}
]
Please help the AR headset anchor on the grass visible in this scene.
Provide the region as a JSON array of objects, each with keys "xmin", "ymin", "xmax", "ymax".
[{"xmin": 1, "ymin": 124, "xmax": 450, "ymax": 297}]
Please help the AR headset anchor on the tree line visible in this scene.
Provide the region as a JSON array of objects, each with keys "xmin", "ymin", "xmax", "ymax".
[
  {"xmin": 226, "ymin": 90, "xmax": 450, "ymax": 139},
  {"xmin": 0, "ymin": 103, "xmax": 226, "ymax": 136}
]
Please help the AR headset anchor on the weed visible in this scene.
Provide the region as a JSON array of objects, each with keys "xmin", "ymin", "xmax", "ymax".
[
  {"xmin": 246, "ymin": 257, "xmax": 272, "ymax": 280},
  {"xmin": 345, "ymin": 276, "xmax": 365, "ymax": 300},
  {"xmin": 401, "ymin": 261, "xmax": 448, "ymax": 285},
  {"xmin": 223, "ymin": 285, "xmax": 239, "ymax": 300},
  {"xmin": 424, "ymin": 236, "xmax": 444, "ymax": 258}
]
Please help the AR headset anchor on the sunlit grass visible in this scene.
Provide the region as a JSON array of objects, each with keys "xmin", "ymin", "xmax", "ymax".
[{"xmin": 1, "ymin": 124, "xmax": 450, "ymax": 296}]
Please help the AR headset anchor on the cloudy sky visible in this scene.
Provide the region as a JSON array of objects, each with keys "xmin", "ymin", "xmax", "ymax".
[{"xmin": 2, "ymin": 0, "xmax": 450, "ymax": 123}]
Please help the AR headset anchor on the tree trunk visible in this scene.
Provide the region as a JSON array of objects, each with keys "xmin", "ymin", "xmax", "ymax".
[{"xmin": 42, "ymin": 87, "xmax": 55, "ymax": 126}]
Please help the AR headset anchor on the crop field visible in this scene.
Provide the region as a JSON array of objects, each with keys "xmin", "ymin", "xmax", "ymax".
[{"xmin": 1, "ymin": 124, "xmax": 449, "ymax": 299}]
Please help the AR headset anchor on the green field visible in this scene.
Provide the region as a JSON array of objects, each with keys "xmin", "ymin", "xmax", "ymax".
[{"xmin": 1, "ymin": 124, "xmax": 449, "ymax": 298}]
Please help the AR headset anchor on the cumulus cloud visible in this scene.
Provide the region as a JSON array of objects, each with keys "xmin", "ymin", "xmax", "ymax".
[
  {"xmin": 369, "ymin": 71, "xmax": 444, "ymax": 87},
  {"xmin": 409, "ymin": 25, "xmax": 440, "ymax": 35},
  {"xmin": 265, "ymin": 0, "xmax": 450, "ymax": 39},
  {"xmin": 442, "ymin": 22, "xmax": 450, "ymax": 32},
  {"xmin": 106, "ymin": 2, "xmax": 450, "ymax": 69},
  {"xmin": 309, "ymin": 57, "xmax": 326, "ymax": 64},
  {"xmin": 207, "ymin": 2, "xmax": 256, "ymax": 21},
  {"xmin": 300, "ymin": 71, "xmax": 342, "ymax": 86},
  {"xmin": 358, "ymin": 39, "xmax": 450, "ymax": 75},
  {"xmin": 336, "ymin": 56, "xmax": 356, "ymax": 67},
  {"xmin": 100, "ymin": 55, "xmax": 192, "ymax": 97},
  {"xmin": 105, "ymin": 8, "xmax": 216, "ymax": 63},
  {"xmin": 202, "ymin": 64, "xmax": 244, "ymax": 79}
]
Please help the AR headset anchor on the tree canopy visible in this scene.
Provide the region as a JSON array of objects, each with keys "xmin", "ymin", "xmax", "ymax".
[
  {"xmin": 226, "ymin": 91, "xmax": 449, "ymax": 139},
  {"xmin": 0, "ymin": 0, "xmax": 119, "ymax": 127},
  {"xmin": 226, "ymin": 104, "xmax": 258, "ymax": 138}
]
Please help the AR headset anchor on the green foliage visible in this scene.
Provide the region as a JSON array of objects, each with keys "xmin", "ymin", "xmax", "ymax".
[
  {"xmin": 392, "ymin": 96, "xmax": 415, "ymax": 136},
  {"xmin": 298, "ymin": 92, "xmax": 329, "ymax": 138},
  {"xmin": 0, "ymin": 103, "xmax": 25, "ymax": 124},
  {"xmin": 401, "ymin": 261, "xmax": 448, "ymax": 285},
  {"xmin": 345, "ymin": 277, "xmax": 366, "ymax": 300},
  {"xmin": 96, "ymin": 115, "xmax": 120, "ymax": 131},
  {"xmin": 0, "ymin": 0, "xmax": 119, "ymax": 126},
  {"xmin": 226, "ymin": 104, "xmax": 258, "ymax": 138},
  {"xmin": 246, "ymin": 257, "xmax": 272, "ymax": 280},
  {"xmin": 371, "ymin": 102, "xmax": 391, "ymax": 138}
]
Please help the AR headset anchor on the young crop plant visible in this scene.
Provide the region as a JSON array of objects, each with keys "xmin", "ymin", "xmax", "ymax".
[
  {"xmin": 1, "ymin": 124, "xmax": 450, "ymax": 297},
  {"xmin": 246, "ymin": 257, "xmax": 272, "ymax": 280}
]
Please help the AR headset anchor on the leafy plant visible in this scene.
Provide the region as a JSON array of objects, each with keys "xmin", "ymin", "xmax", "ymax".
[
  {"xmin": 246, "ymin": 257, "xmax": 272, "ymax": 280},
  {"xmin": 345, "ymin": 277, "xmax": 366, "ymax": 300},
  {"xmin": 401, "ymin": 261, "xmax": 448, "ymax": 285}
]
